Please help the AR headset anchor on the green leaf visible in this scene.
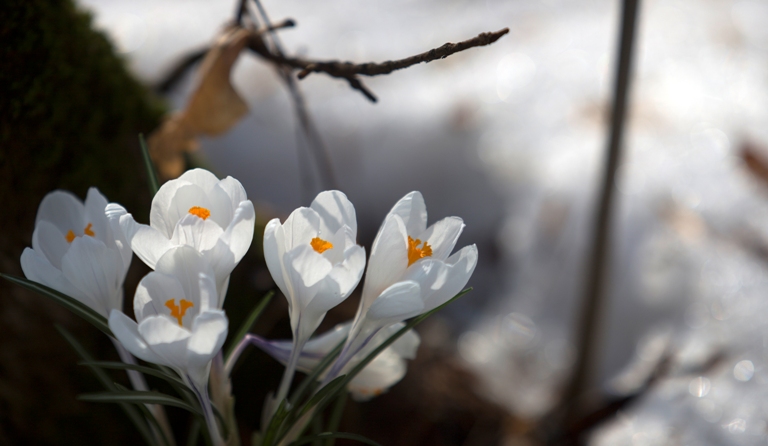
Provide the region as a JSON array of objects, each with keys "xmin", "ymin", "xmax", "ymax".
[
  {"xmin": 342, "ymin": 288, "xmax": 472, "ymax": 391},
  {"xmin": 139, "ymin": 133, "xmax": 160, "ymax": 196},
  {"xmin": 79, "ymin": 390, "xmax": 202, "ymax": 415},
  {"xmin": 3, "ymin": 273, "xmax": 112, "ymax": 336},
  {"xmin": 292, "ymin": 289, "xmax": 473, "ymax": 443},
  {"xmin": 276, "ymin": 375, "xmax": 346, "ymax": 444},
  {"xmin": 224, "ymin": 290, "xmax": 274, "ymax": 362},
  {"xmin": 294, "ymin": 375, "xmax": 346, "ymax": 420},
  {"xmin": 288, "ymin": 432, "xmax": 381, "ymax": 446},
  {"xmin": 186, "ymin": 419, "xmax": 202, "ymax": 446},
  {"xmin": 260, "ymin": 398, "xmax": 289, "ymax": 446},
  {"xmin": 79, "ymin": 360, "xmax": 188, "ymax": 388},
  {"xmin": 56, "ymin": 325, "xmax": 160, "ymax": 446},
  {"xmin": 288, "ymin": 340, "xmax": 344, "ymax": 407},
  {"xmin": 113, "ymin": 383, "xmax": 176, "ymax": 446},
  {"xmin": 323, "ymin": 393, "xmax": 347, "ymax": 446}
]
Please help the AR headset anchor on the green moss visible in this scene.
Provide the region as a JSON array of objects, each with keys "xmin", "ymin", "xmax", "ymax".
[{"xmin": 0, "ymin": 0, "xmax": 165, "ymax": 443}]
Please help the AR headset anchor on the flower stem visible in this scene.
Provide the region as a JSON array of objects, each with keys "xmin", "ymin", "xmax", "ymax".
[
  {"xmin": 274, "ymin": 337, "xmax": 307, "ymax": 410},
  {"xmin": 112, "ymin": 338, "xmax": 177, "ymax": 446},
  {"xmin": 191, "ymin": 379, "xmax": 224, "ymax": 446}
]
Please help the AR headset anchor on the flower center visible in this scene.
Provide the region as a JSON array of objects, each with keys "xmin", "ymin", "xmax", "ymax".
[
  {"xmin": 311, "ymin": 237, "xmax": 333, "ymax": 254},
  {"xmin": 188, "ymin": 206, "xmax": 211, "ymax": 220},
  {"xmin": 165, "ymin": 299, "xmax": 194, "ymax": 327},
  {"xmin": 407, "ymin": 236, "xmax": 432, "ymax": 266},
  {"xmin": 65, "ymin": 223, "xmax": 96, "ymax": 243}
]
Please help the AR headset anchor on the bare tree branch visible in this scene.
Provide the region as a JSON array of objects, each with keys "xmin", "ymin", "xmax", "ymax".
[{"xmin": 246, "ymin": 28, "xmax": 509, "ymax": 102}]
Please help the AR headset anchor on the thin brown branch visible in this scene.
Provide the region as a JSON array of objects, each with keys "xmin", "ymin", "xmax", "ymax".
[
  {"xmin": 295, "ymin": 28, "xmax": 509, "ymax": 78},
  {"xmin": 247, "ymin": 27, "xmax": 509, "ymax": 102}
]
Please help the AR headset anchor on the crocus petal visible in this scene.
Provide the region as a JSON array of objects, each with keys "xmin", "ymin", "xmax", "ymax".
[
  {"xmin": 215, "ymin": 176, "xmax": 248, "ymax": 212},
  {"xmin": 282, "ymin": 207, "xmax": 321, "ymax": 251},
  {"xmin": 104, "ymin": 203, "xmax": 133, "ymax": 277},
  {"xmin": 177, "ymin": 168, "xmax": 222, "ymax": 192},
  {"xmin": 186, "ymin": 310, "xmax": 228, "ymax": 386},
  {"xmin": 20, "ymin": 247, "xmax": 84, "ymax": 304},
  {"xmin": 386, "ymin": 191, "xmax": 427, "ymax": 236},
  {"xmin": 134, "ymin": 272, "xmax": 186, "ymax": 322},
  {"xmin": 149, "ymin": 179, "xmax": 188, "ymax": 237},
  {"xmin": 419, "ymin": 216, "xmax": 465, "ymax": 261},
  {"xmin": 348, "ymin": 349, "xmax": 406, "ymax": 401},
  {"xmin": 286, "ymin": 244, "xmax": 333, "ymax": 289},
  {"xmin": 155, "ymin": 246, "xmax": 214, "ymax": 310},
  {"xmin": 110, "ymin": 207, "xmax": 174, "ymax": 269},
  {"xmin": 35, "ymin": 190, "xmax": 85, "ymax": 236},
  {"xmin": 61, "ymin": 236, "xmax": 122, "ymax": 316},
  {"xmin": 170, "ymin": 214, "xmax": 224, "ymax": 253},
  {"xmin": 328, "ymin": 244, "xmax": 366, "ymax": 298},
  {"xmin": 388, "ymin": 326, "xmax": 420, "ymax": 360},
  {"xmin": 31, "ymin": 221, "xmax": 70, "ymax": 269},
  {"xmin": 215, "ymin": 200, "xmax": 255, "ymax": 266},
  {"xmin": 365, "ymin": 281, "xmax": 423, "ymax": 324},
  {"xmin": 421, "ymin": 244, "xmax": 478, "ymax": 313},
  {"xmin": 310, "ymin": 190, "xmax": 357, "ymax": 237},
  {"xmin": 109, "ymin": 311, "xmax": 166, "ymax": 366},
  {"xmin": 163, "ymin": 184, "xmax": 216, "ymax": 234},
  {"xmin": 361, "ymin": 215, "xmax": 409, "ymax": 306},
  {"xmin": 83, "ymin": 188, "xmax": 110, "ymax": 245},
  {"xmin": 263, "ymin": 219, "xmax": 289, "ymax": 296},
  {"xmin": 139, "ymin": 315, "xmax": 192, "ymax": 371}
]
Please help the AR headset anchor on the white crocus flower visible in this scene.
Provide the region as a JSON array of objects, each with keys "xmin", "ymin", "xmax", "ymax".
[
  {"xmin": 109, "ymin": 245, "xmax": 228, "ymax": 445},
  {"xmin": 262, "ymin": 190, "xmax": 366, "ymax": 405},
  {"xmin": 106, "ymin": 168, "xmax": 254, "ymax": 299},
  {"xmin": 20, "ymin": 188, "xmax": 131, "ymax": 317},
  {"xmin": 251, "ymin": 322, "xmax": 420, "ymax": 401},
  {"xmin": 331, "ymin": 191, "xmax": 477, "ymax": 377}
]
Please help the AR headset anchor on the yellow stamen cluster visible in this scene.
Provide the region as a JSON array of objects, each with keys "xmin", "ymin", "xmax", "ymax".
[
  {"xmin": 188, "ymin": 206, "xmax": 211, "ymax": 220},
  {"xmin": 165, "ymin": 299, "xmax": 194, "ymax": 326},
  {"xmin": 311, "ymin": 237, "xmax": 333, "ymax": 254},
  {"xmin": 65, "ymin": 223, "xmax": 96, "ymax": 243},
  {"xmin": 407, "ymin": 236, "xmax": 432, "ymax": 266}
]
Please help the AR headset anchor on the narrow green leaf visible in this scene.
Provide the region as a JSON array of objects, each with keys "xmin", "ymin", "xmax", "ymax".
[
  {"xmin": 3, "ymin": 273, "xmax": 112, "ymax": 336},
  {"xmin": 277, "ymin": 375, "xmax": 346, "ymax": 443},
  {"xmin": 323, "ymin": 393, "xmax": 347, "ymax": 446},
  {"xmin": 79, "ymin": 390, "xmax": 202, "ymax": 415},
  {"xmin": 295, "ymin": 375, "xmax": 346, "ymax": 420},
  {"xmin": 79, "ymin": 360, "xmax": 188, "ymax": 388},
  {"xmin": 114, "ymin": 383, "xmax": 175, "ymax": 446},
  {"xmin": 261, "ymin": 399, "xmax": 289, "ymax": 446},
  {"xmin": 342, "ymin": 288, "xmax": 472, "ymax": 391},
  {"xmin": 186, "ymin": 418, "xmax": 202, "ymax": 446},
  {"xmin": 224, "ymin": 290, "xmax": 274, "ymax": 361},
  {"xmin": 291, "ymin": 289, "xmax": 473, "ymax": 444},
  {"xmin": 289, "ymin": 432, "xmax": 381, "ymax": 446},
  {"xmin": 288, "ymin": 340, "xmax": 344, "ymax": 407},
  {"xmin": 56, "ymin": 325, "xmax": 159, "ymax": 446},
  {"xmin": 139, "ymin": 133, "xmax": 160, "ymax": 196}
]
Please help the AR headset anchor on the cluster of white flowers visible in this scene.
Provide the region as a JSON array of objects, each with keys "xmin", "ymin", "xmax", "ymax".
[{"xmin": 20, "ymin": 168, "xmax": 477, "ymax": 444}]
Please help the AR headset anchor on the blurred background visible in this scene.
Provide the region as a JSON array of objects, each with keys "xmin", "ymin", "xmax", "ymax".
[{"xmin": 4, "ymin": 0, "xmax": 768, "ymax": 444}]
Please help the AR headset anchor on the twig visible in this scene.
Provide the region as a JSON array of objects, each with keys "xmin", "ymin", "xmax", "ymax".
[
  {"xmin": 250, "ymin": 0, "xmax": 339, "ymax": 192},
  {"xmin": 561, "ymin": 0, "xmax": 641, "ymax": 422},
  {"xmin": 296, "ymin": 28, "xmax": 509, "ymax": 78},
  {"xmin": 154, "ymin": 20, "xmax": 295, "ymax": 94},
  {"xmin": 247, "ymin": 28, "xmax": 509, "ymax": 102}
]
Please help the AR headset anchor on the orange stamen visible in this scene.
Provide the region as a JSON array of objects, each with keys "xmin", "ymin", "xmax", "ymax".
[
  {"xmin": 84, "ymin": 223, "xmax": 95, "ymax": 237},
  {"xmin": 65, "ymin": 230, "xmax": 76, "ymax": 243},
  {"xmin": 311, "ymin": 237, "xmax": 333, "ymax": 254},
  {"xmin": 407, "ymin": 236, "xmax": 432, "ymax": 266},
  {"xmin": 188, "ymin": 206, "xmax": 211, "ymax": 220},
  {"xmin": 165, "ymin": 299, "xmax": 194, "ymax": 326}
]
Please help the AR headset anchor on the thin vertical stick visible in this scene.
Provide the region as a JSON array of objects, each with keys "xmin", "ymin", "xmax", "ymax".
[
  {"xmin": 563, "ymin": 0, "xmax": 641, "ymax": 418},
  {"xmin": 250, "ymin": 0, "xmax": 339, "ymax": 193}
]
